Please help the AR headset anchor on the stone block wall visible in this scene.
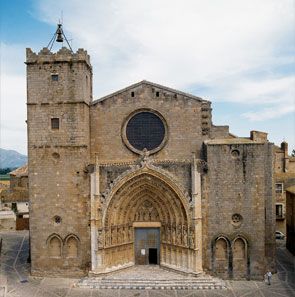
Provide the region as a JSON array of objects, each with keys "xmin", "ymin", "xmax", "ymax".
[
  {"xmin": 203, "ymin": 142, "xmax": 274, "ymax": 279},
  {"xmin": 90, "ymin": 82, "xmax": 222, "ymax": 162},
  {"xmin": 27, "ymin": 48, "xmax": 92, "ymax": 276}
]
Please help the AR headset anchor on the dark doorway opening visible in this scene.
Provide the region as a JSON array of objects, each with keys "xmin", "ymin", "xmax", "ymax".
[
  {"xmin": 149, "ymin": 248, "xmax": 158, "ymax": 264},
  {"xmin": 135, "ymin": 228, "xmax": 160, "ymax": 265}
]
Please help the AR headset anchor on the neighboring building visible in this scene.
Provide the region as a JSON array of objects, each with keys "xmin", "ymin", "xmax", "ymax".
[
  {"xmin": 0, "ymin": 181, "xmax": 14, "ymax": 230},
  {"xmin": 26, "ymin": 47, "xmax": 275, "ymax": 280},
  {"xmin": 286, "ymin": 186, "xmax": 295, "ymax": 255},
  {"xmin": 0, "ymin": 165, "xmax": 29, "ymax": 230},
  {"xmin": 0, "ymin": 210, "xmax": 16, "ymax": 231},
  {"xmin": 274, "ymin": 142, "xmax": 295, "ymax": 235},
  {"xmin": 0, "ymin": 182, "xmax": 9, "ymax": 197}
]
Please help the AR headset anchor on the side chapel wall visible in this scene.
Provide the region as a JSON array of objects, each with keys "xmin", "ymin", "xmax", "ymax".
[{"xmin": 204, "ymin": 142, "xmax": 274, "ymax": 279}]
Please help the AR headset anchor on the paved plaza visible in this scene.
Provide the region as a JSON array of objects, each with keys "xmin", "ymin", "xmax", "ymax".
[{"xmin": 0, "ymin": 231, "xmax": 294, "ymax": 297}]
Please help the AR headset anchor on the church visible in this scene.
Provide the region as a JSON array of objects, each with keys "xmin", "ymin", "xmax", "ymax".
[{"xmin": 26, "ymin": 45, "xmax": 275, "ymax": 280}]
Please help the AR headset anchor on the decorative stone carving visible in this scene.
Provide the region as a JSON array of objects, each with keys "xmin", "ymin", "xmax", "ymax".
[
  {"xmin": 105, "ymin": 228, "xmax": 111, "ymax": 247},
  {"xmin": 140, "ymin": 148, "xmax": 151, "ymax": 167},
  {"xmin": 128, "ymin": 224, "xmax": 133, "ymax": 241},
  {"xmin": 101, "ymin": 162, "xmax": 191, "ymax": 210},
  {"xmin": 231, "ymin": 213, "xmax": 243, "ymax": 228},
  {"xmin": 177, "ymin": 224, "xmax": 182, "ymax": 245},
  {"xmin": 183, "ymin": 227, "xmax": 188, "ymax": 247},
  {"xmin": 97, "ymin": 229, "xmax": 103, "ymax": 247},
  {"xmin": 189, "ymin": 226, "xmax": 195, "ymax": 249},
  {"xmin": 134, "ymin": 200, "xmax": 160, "ymax": 222}
]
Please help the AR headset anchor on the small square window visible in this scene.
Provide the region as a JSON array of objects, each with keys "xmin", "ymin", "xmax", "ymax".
[
  {"xmin": 51, "ymin": 74, "xmax": 59, "ymax": 81},
  {"xmin": 51, "ymin": 118, "xmax": 60, "ymax": 130},
  {"xmin": 275, "ymin": 183, "xmax": 283, "ymax": 193}
]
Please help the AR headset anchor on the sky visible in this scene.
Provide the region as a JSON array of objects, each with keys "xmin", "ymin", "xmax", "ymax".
[{"xmin": 0, "ymin": 0, "xmax": 294, "ymax": 155}]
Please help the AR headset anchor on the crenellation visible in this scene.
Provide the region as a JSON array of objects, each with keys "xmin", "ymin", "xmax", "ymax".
[{"xmin": 26, "ymin": 47, "xmax": 91, "ymax": 68}]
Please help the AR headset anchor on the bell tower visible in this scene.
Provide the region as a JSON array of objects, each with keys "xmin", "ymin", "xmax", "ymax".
[{"xmin": 26, "ymin": 25, "xmax": 93, "ymax": 276}]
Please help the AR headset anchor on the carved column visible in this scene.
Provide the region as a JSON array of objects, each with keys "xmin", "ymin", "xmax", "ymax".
[
  {"xmin": 90, "ymin": 164, "xmax": 101, "ymax": 271},
  {"xmin": 191, "ymin": 154, "xmax": 203, "ymax": 272}
]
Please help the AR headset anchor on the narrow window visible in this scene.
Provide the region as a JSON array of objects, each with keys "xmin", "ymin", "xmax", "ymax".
[
  {"xmin": 156, "ymin": 91, "xmax": 160, "ymax": 97},
  {"xmin": 51, "ymin": 118, "xmax": 60, "ymax": 130},
  {"xmin": 51, "ymin": 74, "xmax": 59, "ymax": 81},
  {"xmin": 11, "ymin": 202, "xmax": 17, "ymax": 213},
  {"xmin": 275, "ymin": 183, "xmax": 283, "ymax": 193},
  {"xmin": 131, "ymin": 91, "xmax": 135, "ymax": 97},
  {"xmin": 276, "ymin": 204, "xmax": 283, "ymax": 218}
]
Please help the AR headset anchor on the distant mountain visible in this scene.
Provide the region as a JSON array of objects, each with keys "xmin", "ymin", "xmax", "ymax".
[{"xmin": 0, "ymin": 148, "xmax": 27, "ymax": 169}]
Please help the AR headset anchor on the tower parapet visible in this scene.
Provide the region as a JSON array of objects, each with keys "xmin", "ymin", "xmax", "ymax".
[
  {"xmin": 26, "ymin": 47, "xmax": 92, "ymax": 105},
  {"xmin": 26, "ymin": 47, "xmax": 92, "ymax": 69}
]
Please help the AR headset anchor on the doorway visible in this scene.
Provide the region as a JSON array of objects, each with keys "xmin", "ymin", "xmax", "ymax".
[{"xmin": 134, "ymin": 228, "xmax": 160, "ymax": 265}]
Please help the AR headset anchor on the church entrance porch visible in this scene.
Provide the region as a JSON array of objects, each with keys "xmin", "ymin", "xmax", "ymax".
[
  {"xmin": 134, "ymin": 227, "xmax": 160, "ymax": 265},
  {"xmin": 90, "ymin": 165, "xmax": 203, "ymax": 275}
]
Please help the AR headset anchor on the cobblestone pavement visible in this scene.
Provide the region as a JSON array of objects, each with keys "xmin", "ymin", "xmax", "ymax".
[{"xmin": 0, "ymin": 231, "xmax": 294, "ymax": 297}]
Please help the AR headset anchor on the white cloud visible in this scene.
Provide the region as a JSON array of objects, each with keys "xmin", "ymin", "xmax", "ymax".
[
  {"xmin": 205, "ymin": 75, "xmax": 295, "ymax": 105},
  {"xmin": 0, "ymin": 43, "xmax": 27, "ymax": 154},
  {"xmin": 242, "ymin": 104, "xmax": 295, "ymax": 121},
  {"xmin": 1, "ymin": 1, "xmax": 294, "ymax": 153},
  {"xmin": 32, "ymin": 0, "xmax": 295, "ymax": 117}
]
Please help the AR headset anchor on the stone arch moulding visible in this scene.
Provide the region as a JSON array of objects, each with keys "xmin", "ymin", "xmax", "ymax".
[
  {"xmin": 211, "ymin": 235, "xmax": 232, "ymax": 279},
  {"xmin": 232, "ymin": 235, "xmax": 250, "ymax": 280},
  {"xmin": 47, "ymin": 233, "xmax": 63, "ymax": 258},
  {"xmin": 64, "ymin": 234, "xmax": 80, "ymax": 258},
  {"xmin": 102, "ymin": 165, "xmax": 191, "ymax": 224},
  {"xmin": 212, "ymin": 234, "xmax": 250, "ymax": 280},
  {"xmin": 93, "ymin": 164, "xmax": 203, "ymax": 275}
]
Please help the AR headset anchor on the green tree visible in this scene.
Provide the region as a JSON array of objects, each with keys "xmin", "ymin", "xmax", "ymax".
[
  {"xmin": 291, "ymin": 149, "xmax": 295, "ymax": 157},
  {"xmin": 0, "ymin": 168, "xmax": 13, "ymax": 175}
]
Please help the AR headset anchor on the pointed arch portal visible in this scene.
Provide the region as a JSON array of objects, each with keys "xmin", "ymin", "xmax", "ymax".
[{"xmin": 90, "ymin": 165, "xmax": 203, "ymax": 274}]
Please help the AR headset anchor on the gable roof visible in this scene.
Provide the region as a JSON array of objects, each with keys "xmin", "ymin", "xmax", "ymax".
[
  {"xmin": 9, "ymin": 164, "xmax": 28, "ymax": 177},
  {"xmin": 92, "ymin": 80, "xmax": 209, "ymax": 105},
  {"xmin": 286, "ymin": 185, "xmax": 295, "ymax": 194}
]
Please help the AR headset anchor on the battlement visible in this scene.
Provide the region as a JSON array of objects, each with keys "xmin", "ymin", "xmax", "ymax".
[{"xmin": 26, "ymin": 47, "xmax": 92, "ymax": 69}]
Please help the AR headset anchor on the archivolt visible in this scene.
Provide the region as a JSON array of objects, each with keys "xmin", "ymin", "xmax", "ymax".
[{"xmin": 103, "ymin": 167, "xmax": 190, "ymax": 226}]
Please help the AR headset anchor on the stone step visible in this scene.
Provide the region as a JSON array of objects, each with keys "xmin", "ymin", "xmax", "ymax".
[
  {"xmin": 81, "ymin": 279, "xmax": 221, "ymax": 283},
  {"xmin": 77, "ymin": 278, "xmax": 226, "ymax": 290}
]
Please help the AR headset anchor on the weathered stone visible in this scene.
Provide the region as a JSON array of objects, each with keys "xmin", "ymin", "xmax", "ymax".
[{"xmin": 26, "ymin": 47, "xmax": 275, "ymax": 280}]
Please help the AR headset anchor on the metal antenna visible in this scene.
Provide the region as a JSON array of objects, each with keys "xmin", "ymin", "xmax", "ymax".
[{"xmin": 46, "ymin": 23, "xmax": 73, "ymax": 52}]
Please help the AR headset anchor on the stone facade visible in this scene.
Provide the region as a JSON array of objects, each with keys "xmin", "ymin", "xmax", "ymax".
[
  {"xmin": 274, "ymin": 142, "xmax": 295, "ymax": 235},
  {"xmin": 26, "ymin": 47, "xmax": 275, "ymax": 279},
  {"xmin": 0, "ymin": 165, "xmax": 29, "ymax": 211},
  {"xmin": 0, "ymin": 165, "xmax": 29, "ymax": 230},
  {"xmin": 286, "ymin": 186, "xmax": 295, "ymax": 255}
]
